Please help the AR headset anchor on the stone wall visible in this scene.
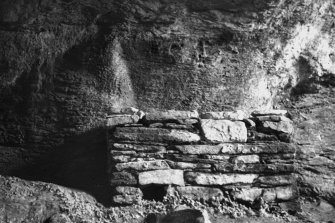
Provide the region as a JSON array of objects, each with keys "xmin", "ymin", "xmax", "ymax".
[{"xmin": 107, "ymin": 109, "xmax": 297, "ymax": 206}]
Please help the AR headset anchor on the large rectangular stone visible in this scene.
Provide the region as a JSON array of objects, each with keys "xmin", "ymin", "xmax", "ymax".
[
  {"xmin": 200, "ymin": 120, "xmax": 247, "ymax": 143},
  {"xmin": 115, "ymin": 160, "xmax": 170, "ymax": 171},
  {"xmin": 107, "ymin": 114, "xmax": 139, "ymax": 127},
  {"xmin": 173, "ymin": 145, "xmax": 222, "ymax": 155},
  {"xmin": 184, "ymin": 172, "xmax": 258, "ymax": 185},
  {"xmin": 145, "ymin": 110, "xmax": 199, "ymax": 122},
  {"xmin": 139, "ymin": 169, "xmax": 185, "ymax": 186},
  {"xmin": 113, "ymin": 127, "xmax": 200, "ymax": 143}
]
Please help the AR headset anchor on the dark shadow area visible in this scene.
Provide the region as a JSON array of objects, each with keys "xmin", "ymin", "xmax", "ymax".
[
  {"xmin": 11, "ymin": 127, "xmax": 114, "ymax": 206},
  {"xmin": 141, "ymin": 184, "xmax": 167, "ymax": 201}
]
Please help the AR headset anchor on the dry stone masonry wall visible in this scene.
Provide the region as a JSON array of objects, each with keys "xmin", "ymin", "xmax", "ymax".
[{"xmin": 107, "ymin": 109, "xmax": 297, "ymax": 207}]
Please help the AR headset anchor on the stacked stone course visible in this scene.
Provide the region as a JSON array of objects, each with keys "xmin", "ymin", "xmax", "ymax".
[{"xmin": 107, "ymin": 109, "xmax": 297, "ymax": 206}]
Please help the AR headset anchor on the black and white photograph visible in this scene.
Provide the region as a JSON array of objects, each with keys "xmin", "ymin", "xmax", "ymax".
[{"xmin": 0, "ymin": 0, "xmax": 334, "ymax": 222}]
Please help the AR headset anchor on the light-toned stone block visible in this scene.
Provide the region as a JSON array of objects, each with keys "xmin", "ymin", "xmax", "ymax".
[
  {"xmin": 184, "ymin": 172, "xmax": 258, "ymax": 185},
  {"xmin": 139, "ymin": 169, "xmax": 185, "ymax": 186},
  {"xmin": 200, "ymin": 120, "xmax": 247, "ymax": 143}
]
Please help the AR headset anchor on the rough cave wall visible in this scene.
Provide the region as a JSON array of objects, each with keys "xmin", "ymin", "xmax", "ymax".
[{"xmin": 0, "ymin": 0, "xmax": 334, "ymax": 204}]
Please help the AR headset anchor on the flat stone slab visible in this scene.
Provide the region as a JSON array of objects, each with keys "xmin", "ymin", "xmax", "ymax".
[
  {"xmin": 167, "ymin": 186, "xmax": 224, "ymax": 201},
  {"xmin": 200, "ymin": 110, "xmax": 246, "ymax": 120},
  {"xmin": 167, "ymin": 161, "xmax": 211, "ymax": 170},
  {"xmin": 200, "ymin": 120, "xmax": 247, "ymax": 143},
  {"xmin": 107, "ymin": 114, "xmax": 139, "ymax": 127},
  {"xmin": 145, "ymin": 110, "xmax": 199, "ymax": 121},
  {"xmin": 251, "ymin": 110, "xmax": 288, "ymax": 116},
  {"xmin": 113, "ymin": 143, "xmax": 166, "ymax": 153},
  {"xmin": 173, "ymin": 145, "xmax": 222, "ymax": 155},
  {"xmin": 232, "ymin": 155, "xmax": 260, "ymax": 164},
  {"xmin": 139, "ymin": 169, "xmax": 185, "ymax": 186},
  {"xmin": 256, "ymin": 175, "xmax": 295, "ymax": 186},
  {"xmin": 184, "ymin": 172, "xmax": 258, "ymax": 185},
  {"xmin": 115, "ymin": 160, "xmax": 170, "ymax": 171},
  {"xmin": 113, "ymin": 127, "xmax": 200, "ymax": 143}
]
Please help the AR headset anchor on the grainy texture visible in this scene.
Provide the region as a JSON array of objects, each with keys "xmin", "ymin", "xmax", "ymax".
[{"xmin": 0, "ymin": 0, "xmax": 334, "ymax": 212}]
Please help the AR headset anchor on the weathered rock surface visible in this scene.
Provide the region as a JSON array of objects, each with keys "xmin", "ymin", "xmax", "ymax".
[
  {"xmin": 139, "ymin": 170, "xmax": 185, "ymax": 186},
  {"xmin": 115, "ymin": 160, "xmax": 170, "ymax": 171},
  {"xmin": 184, "ymin": 172, "xmax": 258, "ymax": 185},
  {"xmin": 113, "ymin": 127, "xmax": 200, "ymax": 143},
  {"xmin": 113, "ymin": 186, "xmax": 143, "ymax": 204},
  {"xmin": 107, "ymin": 115, "xmax": 140, "ymax": 127},
  {"xmin": 173, "ymin": 145, "xmax": 222, "ymax": 155},
  {"xmin": 145, "ymin": 110, "xmax": 199, "ymax": 122},
  {"xmin": 257, "ymin": 117, "xmax": 294, "ymax": 135},
  {"xmin": 167, "ymin": 186, "xmax": 224, "ymax": 202},
  {"xmin": 232, "ymin": 188, "xmax": 263, "ymax": 203},
  {"xmin": 200, "ymin": 111, "xmax": 246, "ymax": 120},
  {"xmin": 200, "ymin": 120, "xmax": 247, "ymax": 143}
]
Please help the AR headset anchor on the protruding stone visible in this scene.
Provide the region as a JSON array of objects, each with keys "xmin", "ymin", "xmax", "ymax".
[
  {"xmin": 173, "ymin": 145, "xmax": 222, "ymax": 155},
  {"xmin": 167, "ymin": 186, "xmax": 224, "ymax": 201},
  {"xmin": 232, "ymin": 187, "xmax": 263, "ymax": 202},
  {"xmin": 252, "ymin": 110, "xmax": 288, "ymax": 116},
  {"xmin": 145, "ymin": 110, "xmax": 199, "ymax": 122},
  {"xmin": 139, "ymin": 169, "xmax": 185, "ymax": 186},
  {"xmin": 200, "ymin": 120, "xmax": 247, "ymax": 143},
  {"xmin": 107, "ymin": 114, "xmax": 140, "ymax": 127},
  {"xmin": 113, "ymin": 143, "xmax": 166, "ymax": 153},
  {"xmin": 113, "ymin": 186, "xmax": 143, "ymax": 204},
  {"xmin": 113, "ymin": 127, "xmax": 200, "ymax": 143},
  {"xmin": 184, "ymin": 172, "xmax": 258, "ymax": 185},
  {"xmin": 115, "ymin": 160, "xmax": 170, "ymax": 171},
  {"xmin": 258, "ymin": 116, "xmax": 294, "ymax": 134},
  {"xmin": 110, "ymin": 172, "xmax": 137, "ymax": 186},
  {"xmin": 200, "ymin": 110, "xmax": 246, "ymax": 120}
]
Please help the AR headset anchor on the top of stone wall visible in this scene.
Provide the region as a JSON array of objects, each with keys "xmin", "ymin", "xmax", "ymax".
[{"xmin": 107, "ymin": 108, "xmax": 291, "ymax": 127}]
